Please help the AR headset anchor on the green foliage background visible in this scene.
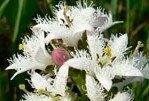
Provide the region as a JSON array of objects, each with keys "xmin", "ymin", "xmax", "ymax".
[{"xmin": 0, "ymin": 0, "xmax": 149, "ymax": 100}]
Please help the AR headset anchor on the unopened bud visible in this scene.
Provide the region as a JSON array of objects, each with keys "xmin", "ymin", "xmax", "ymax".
[{"xmin": 51, "ymin": 48, "xmax": 70, "ymax": 66}]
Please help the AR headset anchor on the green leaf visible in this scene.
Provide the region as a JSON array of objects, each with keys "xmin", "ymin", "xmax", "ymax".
[
  {"xmin": 0, "ymin": 0, "xmax": 10, "ymax": 18},
  {"xmin": 69, "ymin": 69, "xmax": 88, "ymax": 100}
]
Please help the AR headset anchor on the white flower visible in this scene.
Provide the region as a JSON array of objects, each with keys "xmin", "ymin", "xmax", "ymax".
[
  {"xmin": 86, "ymin": 74, "xmax": 105, "ymax": 101},
  {"xmin": 71, "ymin": 1, "xmax": 122, "ymax": 34},
  {"xmin": 33, "ymin": 1, "xmax": 121, "ymax": 47},
  {"xmin": 6, "ymin": 31, "xmax": 54, "ymax": 79},
  {"xmin": 28, "ymin": 64, "xmax": 69, "ymax": 96},
  {"xmin": 109, "ymin": 91, "xmax": 133, "ymax": 101},
  {"xmin": 64, "ymin": 34, "xmax": 143, "ymax": 91}
]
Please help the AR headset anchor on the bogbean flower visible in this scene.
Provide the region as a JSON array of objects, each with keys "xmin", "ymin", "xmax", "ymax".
[
  {"xmin": 64, "ymin": 33, "xmax": 148, "ymax": 91},
  {"xmin": 6, "ymin": 31, "xmax": 54, "ymax": 79},
  {"xmin": 28, "ymin": 64, "xmax": 69, "ymax": 96},
  {"xmin": 33, "ymin": 1, "xmax": 122, "ymax": 47},
  {"xmin": 5, "ymin": 1, "xmax": 149, "ymax": 100},
  {"xmin": 20, "ymin": 64, "xmax": 70, "ymax": 100}
]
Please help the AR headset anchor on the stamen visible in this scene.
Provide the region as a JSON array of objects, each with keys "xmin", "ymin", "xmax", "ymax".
[
  {"xmin": 35, "ymin": 89, "xmax": 52, "ymax": 96},
  {"xmin": 18, "ymin": 43, "xmax": 24, "ymax": 50},
  {"xmin": 63, "ymin": 5, "xmax": 72, "ymax": 27},
  {"xmin": 98, "ymin": 46, "xmax": 112, "ymax": 67},
  {"xmin": 103, "ymin": 46, "xmax": 111, "ymax": 57},
  {"xmin": 19, "ymin": 84, "xmax": 28, "ymax": 93},
  {"xmin": 132, "ymin": 41, "xmax": 144, "ymax": 56}
]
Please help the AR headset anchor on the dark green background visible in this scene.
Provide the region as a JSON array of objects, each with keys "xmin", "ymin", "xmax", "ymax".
[{"xmin": 0, "ymin": 0, "xmax": 149, "ymax": 100}]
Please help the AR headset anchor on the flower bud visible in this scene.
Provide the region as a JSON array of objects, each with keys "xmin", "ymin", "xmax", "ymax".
[{"xmin": 51, "ymin": 48, "xmax": 70, "ymax": 66}]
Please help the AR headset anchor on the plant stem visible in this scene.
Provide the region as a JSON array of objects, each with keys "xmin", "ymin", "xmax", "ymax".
[
  {"xmin": 12, "ymin": 0, "xmax": 24, "ymax": 43},
  {"xmin": 126, "ymin": 0, "xmax": 130, "ymax": 33}
]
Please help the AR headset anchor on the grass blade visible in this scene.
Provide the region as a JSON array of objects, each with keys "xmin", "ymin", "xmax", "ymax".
[
  {"xmin": 12, "ymin": 0, "xmax": 24, "ymax": 43},
  {"xmin": 0, "ymin": 0, "xmax": 10, "ymax": 18}
]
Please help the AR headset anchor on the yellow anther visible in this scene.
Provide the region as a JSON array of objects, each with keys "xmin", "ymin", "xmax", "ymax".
[
  {"xmin": 63, "ymin": 5, "xmax": 72, "ymax": 27},
  {"xmin": 19, "ymin": 84, "xmax": 28, "ymax": 93},
  {"xmin": 132, "ymin": 41, "xmax": 144, "ymax": 56},
  {"xmin": 104, "ymin": 46, "xmax": 111, "ymax": 57},
  {"xmin": 36, "ymin": 89, "xmax": 45, "ymax": 94},
  {"xmin": 35, "ymin": 89, "xmax": 52, "ymax": 96},
  {"xmin": 137, "ymin": 41, "xmax": 144, "ymax": 48},
  {"xmin": 18, "ymin": 44, "xmax": 24, "ymax": 50}
]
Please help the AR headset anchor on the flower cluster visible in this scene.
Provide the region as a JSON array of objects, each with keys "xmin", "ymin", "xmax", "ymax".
[{"xmin": 6, "ymin": 1, "xmax": 149, "ymax": 101}]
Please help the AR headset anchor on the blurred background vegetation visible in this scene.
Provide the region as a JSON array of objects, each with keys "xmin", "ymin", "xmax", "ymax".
[{"xmin": 0, "ymin": 0, "xmax": 149, "ymax": 100}]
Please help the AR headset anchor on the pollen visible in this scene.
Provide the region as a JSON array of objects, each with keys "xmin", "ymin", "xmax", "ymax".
[
  {"xmin": 103, "ymin": 46, "xmax": 111, "ymax": 57},
  {"xmin": 18, "ymin": 43, "xmax": 24, "ymax": 50}
]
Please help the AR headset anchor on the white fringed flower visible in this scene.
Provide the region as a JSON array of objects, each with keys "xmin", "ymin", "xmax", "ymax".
[
  {"xmin": 6, "ymin": 31, "xmax": 54, "ymax": 79},
  {"xmin": 6, "ymin": 1, "xmax": 149, "ymax": 101},
  {"xmin": 29, "ymin": 64, "xmax": 69, "ymax": 96},
  {"xmin": 33, "ymin": 1, "xmax": 121, "ymax": 47},
  {"xmin": 109, "ymin": 91, "xmax": 133, "ymax": 101},
  {"xmin": 71, "ymin": 2, "xmax": 122, "ymax": 34},
  {"xmin": 64, "ymin": 34, "xmax": 144, "ymax": 91}
]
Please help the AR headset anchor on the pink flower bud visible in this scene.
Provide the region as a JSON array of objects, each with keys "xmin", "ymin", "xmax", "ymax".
[{"xmin": 51, "ymin": 48, "xmax": 70, "ymax": 66}]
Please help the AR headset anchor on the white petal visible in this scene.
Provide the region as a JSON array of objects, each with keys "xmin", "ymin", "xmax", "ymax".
[
  {"xmin": 65, "ymin": 57, "xmax": 93, "ymax": 72},
  {"xmin": 87, "ymin": 34, "xmax": 105, "ymax": 60},
  {"xmin": 21, "ymin": 92, "xmax": 52, "ymax": 101},
  {"xmin": 96, "ymin": 13, "xmax": 123, "ymax": 33},
  {"xmin": 86, "ymin": 74, "xmax": 105, "ymax": 101},
  {"xmin": 110, "ymin": 34, "xmax": 128, "ymax": 58},
  {"xmin": 112, "ymin": 60, "xmax": 143, "ymax": 77},
  {"xmin": 92, "ymin": 16, "xmax": 107, "ymax": 28},
  {"xmin": 34, "ymin": 47, "xmax": 53, "ymax": 66},
  {"xmin": 113, "ymin": 77, "xmax": 143, "ymax": 90},
  {"xmin": 132, "ymin": 53, "xmax": 149, "ymax": 79},
  {"xmin": 32, "ymin": 24, "xmax": 50, "ymax": 32},
  {"xmin": 54, "ymin": 64, "xmax": 69, "ymax": 96},
  {"xmin": 95, "ymin": 67, "xmax": 113, "ymax": 91},
  {"xmin": 109, "ymin": 92, "xmax": 133, "ymax": 101},
  {"xmin": 141, "ymin": 64, "xmax": 149, "ymax": 79},
  {"xmin": 29, "ymin": 72, "xmax": 52, "ymax": 90},
  {"xmin": 6, "ymin": 54, "xmax": 42, "ymax": 79}
]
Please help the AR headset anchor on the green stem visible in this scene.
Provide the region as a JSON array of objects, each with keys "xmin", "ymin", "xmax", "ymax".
[
  {"xmin": 111, "ymin": 0, "xmax": 117, "ymax": 18},
  {"xmin": 12, "ymin": 0, "xmax": 24, "ymax": 43},
  {"xmin": 0, "ymin": 0, "xmax": 10, "ymax": 18},
  {"xmin": 126, "ymin": 0, "xmax": 130, "ymax": 33}
]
